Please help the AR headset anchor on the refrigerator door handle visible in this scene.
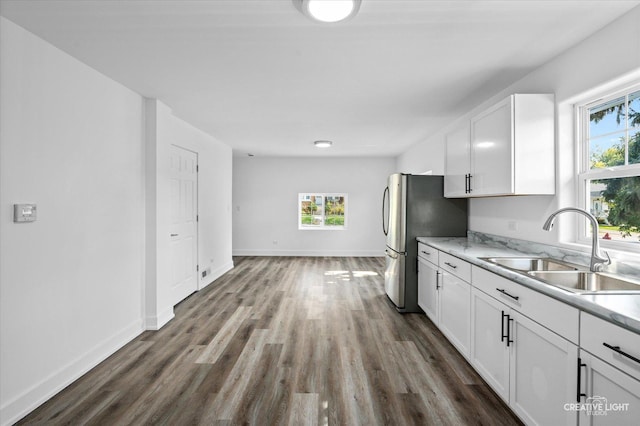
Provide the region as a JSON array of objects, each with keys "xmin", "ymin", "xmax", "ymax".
[
  {"xmin": 382, "ymin": 186, "xmax": 390, "ymax": 236},
  {"xmin": 386, "ymin": 247, "xmax": 407, "ymax": 257}
]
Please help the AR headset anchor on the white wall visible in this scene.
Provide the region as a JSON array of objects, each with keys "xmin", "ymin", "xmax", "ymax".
[
  {"xmin": 397, "ymin": 6, "xmax": 640, "ymax": 251},
  {"xmin": 0, "ymin": 17, "xmax": 145, "ymax": 424},
  {"xmin": 233, "ymin": 157, "xmax": 396, "ymax": 256},
  {"xmin": 0, "ymin": 17, "xmax": 234, "ymax": 425},
  {"xmin": 175, "ymin": 113, "xmax": 234, "ymax": 287},
  {"xmin": 145, "ymin": 99, "xmax": 233, "ymax": 329}
]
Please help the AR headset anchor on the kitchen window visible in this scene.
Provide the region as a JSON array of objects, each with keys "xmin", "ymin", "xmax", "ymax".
[
  {"xmin": 577, "ymin": 84, "xmax": 640, "ymax": 249},
  {"xmin": 298, "ymin": 193, "xmax": 347, "ymax": 230}
]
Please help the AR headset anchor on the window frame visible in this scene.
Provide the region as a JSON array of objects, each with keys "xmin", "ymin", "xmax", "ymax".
[
  {"xmin": 576, "ymin": 83, "xmax": 640, "ymax": 251},
  {"xmin": 298, "ymin": 193, "xmax": 348, "ymax": 231}
]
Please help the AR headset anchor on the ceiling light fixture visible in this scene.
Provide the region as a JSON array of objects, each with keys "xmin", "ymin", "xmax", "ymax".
[
  {"xmin": 314, "ymin": 140, "xmax": 333, "ymax": 148},
  {"xmin": 296, "ymin": 0, "xmax": 362, "ymax": 23}
]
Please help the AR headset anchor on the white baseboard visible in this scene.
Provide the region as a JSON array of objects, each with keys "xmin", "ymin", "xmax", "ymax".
[
  {"xmin": 232, "ymin": 249, "xmax": 384, "ymax": 257},
  {"xmin": 0, "ymin": 319, "xmax": 144, "ymax": 426},
  {"xmin": 199, "ymin": 260, "xmax": 234, "ymax": 290},
  {"xmin": 145, "ymin": 307, "xmax": 174, "ymax": 331}
]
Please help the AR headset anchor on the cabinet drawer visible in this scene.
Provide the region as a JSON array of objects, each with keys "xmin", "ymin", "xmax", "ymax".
[
  {"xmin": 580, "ymin": 312, "xmax": 640, "ymax": 380},
  {"xmin": 417, "ymin": 242, "xmax": 438, "ymax": 265},
  {"xmin": 472, "ymin": 266, "xmax": 579, "ymax": 343},
  {"xmin": 439, "ymin": 252, "xmax": 471, "ymax": 282}
]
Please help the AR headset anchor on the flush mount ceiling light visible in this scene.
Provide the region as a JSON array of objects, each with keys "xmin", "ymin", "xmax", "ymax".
[
  {"xmin": 295, "ymin": 0, "xmax": 362, "ymax": 23},
  {"xmin": 314, "ymin": 140, "xmax": 333, "ymax": 148}
]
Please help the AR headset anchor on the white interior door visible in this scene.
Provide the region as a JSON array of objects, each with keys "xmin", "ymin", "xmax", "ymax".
[{"xmin": 169, "ymin": 145, "xmax": 198, "ymax": 306}]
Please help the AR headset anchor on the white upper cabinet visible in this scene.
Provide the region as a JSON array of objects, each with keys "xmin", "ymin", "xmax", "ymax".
[
  {"xmin": 444, "ymin": 122, "xmax": 470, "ymax": 198},
  {"xmin": 471, "ymin": 96, "xmax": 513, "ymax": 195},
  {"xmin": 444, "ymin": 93, "xmax": 555, "ymax": 198}
]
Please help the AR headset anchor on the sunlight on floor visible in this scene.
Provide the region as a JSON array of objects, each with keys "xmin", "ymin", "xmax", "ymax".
[
  {"xmin": 323, "ymin": 270, "xmax": 378, "ymax": 284},
  {"xmin": 352, "ymin": 271, "xmax": 378, "ymax": 277},
  {"xmin": 324, "ymin": 270, "xmax": 350, "ymax": 276}
]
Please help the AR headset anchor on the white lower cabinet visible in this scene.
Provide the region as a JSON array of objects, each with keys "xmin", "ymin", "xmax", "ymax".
[
  {"xmin": 438, "ymin": 270, "xmax": 471, "ymax": 358},
  {"xmin": 417, "ymin": 251, "xmax": 471, "ymax": 358},
  {"xmin": 577, "ymin": 350, "xmax": 640, "ymax": 426},
  {"xmin": 417, "ymin": 242, "xmax": 640, "ymax": 426},
  {"xmin": 470, "ymin": 287, "xmax": 510, "ymax": 400},
  {"xmin": 577, "ymin": 312, "xmax": 640, "ymax": 425},
  {"xmin": 471, "ymin": 287, "xmax": 578, "ymax": 425},
  {"xmin": 417, "ymin": 257, "xmax": 439, "ymax": 324},
  {"xmin": 509, "ymin": 310, "xmax": 578, "ymax": 426}
]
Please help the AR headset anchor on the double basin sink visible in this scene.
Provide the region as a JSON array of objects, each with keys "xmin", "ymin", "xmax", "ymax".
[{"xmin": 481, "ymin": 257, "xmax": 640, "ymax": 294}]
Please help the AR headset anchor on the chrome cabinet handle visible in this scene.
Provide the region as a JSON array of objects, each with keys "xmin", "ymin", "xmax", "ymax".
[
  {"xmin": 603, "ymin": 342, "xmax": 640, "ymax": 364},
  {"xmin": 421, "ymin": 250, "xmax": 431, "ymax": 255},
  {"xmin": 444, "ymin": 262, "xmax": 457, "ymax": 269},
  {"xmin": 171, "ymin": 233, "xmax": 179, "ymax": 237}
]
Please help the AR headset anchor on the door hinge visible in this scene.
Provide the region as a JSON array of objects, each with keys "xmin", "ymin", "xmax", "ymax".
[
  {"xmin": 197, "ymin": 264, "xmax": 199, "ymax": 271},
  {"xmin": 196, "ymin": 165, "xmax": 199, "ymax": 172},
  {"xmin": 196, "ymin": 215, "xmax": 199, "ymax": 222}
]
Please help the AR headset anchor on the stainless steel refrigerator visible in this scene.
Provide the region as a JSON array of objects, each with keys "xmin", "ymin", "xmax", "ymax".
[{"xmin": 382, "ymin": 174, "xmax": 468, "ymax": 312}]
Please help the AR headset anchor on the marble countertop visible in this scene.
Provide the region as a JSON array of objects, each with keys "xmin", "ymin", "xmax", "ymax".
[{"xmin": 417, "ymin": 236, "xmax": 640, "ymax": 335}]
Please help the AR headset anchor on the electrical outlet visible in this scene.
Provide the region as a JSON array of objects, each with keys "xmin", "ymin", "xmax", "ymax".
[{"xmin": 201, "ymin": 267, "xmax": 211, "ymax": 279}]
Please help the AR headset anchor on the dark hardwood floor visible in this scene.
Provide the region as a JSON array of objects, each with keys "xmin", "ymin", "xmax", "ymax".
[{"xmin": 19, "ymin": 256, "xmax": 522, "ymax": 425}]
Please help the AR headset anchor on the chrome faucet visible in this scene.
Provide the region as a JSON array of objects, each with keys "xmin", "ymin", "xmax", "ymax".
[{"xmin": 542, "ymin": 207, "xmax": 611, "ymax": 272}]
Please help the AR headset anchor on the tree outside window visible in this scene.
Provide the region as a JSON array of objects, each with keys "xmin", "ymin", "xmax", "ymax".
[{"xmin": 580, "ymin": 86, "xmax": 640, "ymax": 244}]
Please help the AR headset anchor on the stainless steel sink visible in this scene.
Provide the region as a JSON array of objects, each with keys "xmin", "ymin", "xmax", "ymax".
[
  {"xmin": 481, "ymin": 257, "xmax": 580, "ymax": 272},
  {"xmin": 528, "ymin": 271, "xmax": 640, "ymax": 293}
]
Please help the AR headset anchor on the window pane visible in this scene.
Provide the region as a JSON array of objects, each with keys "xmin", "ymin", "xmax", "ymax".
[
  {"xmin": 589, "ymin": 96, "xmax": 626, "ymax": 137},
  {"xmin": 299, "ymin": 193, "xmax": 346, "ymax": 230},
  {"xmin": 630, "ymin": 129, "xmax": 640, "ymax": 165},
  {"xmin": 587, "ymin": 177, "xmax": 640, "ymax": 242},
  {"xmin": 300, "ymin": 194, "xmax": 323, "ymax": 227},
  {"xmin": 589, "ymin": 132, "xmax": 626, "ymax": 169},
  {"xmin": 629, "ymin": 90, "xmax": 640, "ymax": 128},
  {"xmin": 324, "ymin": 195, "xmax": 345, "ymax": 227}
]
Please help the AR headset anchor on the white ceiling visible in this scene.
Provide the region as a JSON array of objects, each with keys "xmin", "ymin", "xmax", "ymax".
[{"xmin": 2, "ymin": 0, "xmax": 639, "ymax": 157}]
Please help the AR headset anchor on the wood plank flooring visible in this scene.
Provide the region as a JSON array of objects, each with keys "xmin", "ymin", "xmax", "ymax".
[{"xmin": 19, "ymin": 257, "xmax": 522, "ymax": 425}]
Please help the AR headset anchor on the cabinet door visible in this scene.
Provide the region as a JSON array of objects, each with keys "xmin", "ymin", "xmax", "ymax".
[
  {"xmin": 444, "ymin": 123, "xmax": 470, "ymax": 198},
  {"xmin": 439, "ymin": 271, "xmax": 471, "ymax": 358},
  {"xmin": 579, "ymin": 351, "xmax": 640, "ymax": 426},
  {"xmin": 509, "ymin": 311, "xmax": 578, "ymax": 426},
  {"xmin": 470, "ymin": 96, "xmax": 513, "ymax": 196},
  {"xmin": 470, "ymin": 288, "xmax": 510, "ymax": 402},
  {"xmin": 417, "ymin": 258, "xmax": 439, "ymax": 325}
]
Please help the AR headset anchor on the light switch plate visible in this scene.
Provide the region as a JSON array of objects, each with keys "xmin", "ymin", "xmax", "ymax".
[{"xmin": 14, "ymin": 204, "xmax": 37, "ymax": 222}]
